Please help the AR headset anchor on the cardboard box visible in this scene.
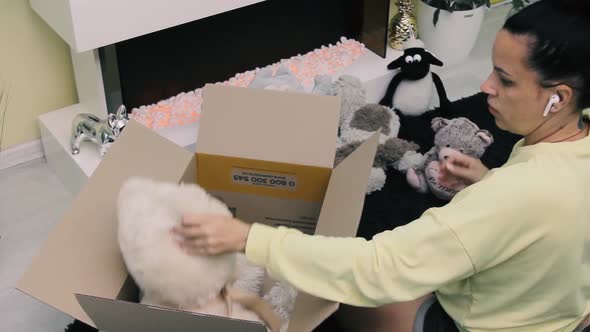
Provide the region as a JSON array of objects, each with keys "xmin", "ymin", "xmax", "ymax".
[
  {"xmin": 17, "ymin": 85, "xmax": 379, "ymax": 331},
  {"xmin": 197, "ymin": 85, "xmax": 338, "ymax": 234}
]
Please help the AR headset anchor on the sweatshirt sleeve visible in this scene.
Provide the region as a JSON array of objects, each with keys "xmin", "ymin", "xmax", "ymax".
[
  {"xmin": 245, "ymin": 161, "xmax": 552, "ymax": 307},
  {"xmin": 245, "ymin": 210, "xmax": 476, "ymax": 307}
]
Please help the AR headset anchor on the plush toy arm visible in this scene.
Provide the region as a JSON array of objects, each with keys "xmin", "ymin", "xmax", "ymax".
[
  {"xmin": 367, "ymin": 167, "xmax": 387, "ymax": 194},
  {"xmin": 334, "ymin": 141, "xmax": 362, "ymax": 167},
  {"xmin": 263, "ymin": 281, "xmax": 297, "ymax": 332},
  {"xmin": 396, "ymin": 151, "xmax": 426, "ymax": 172},
  {"xmin": 423, "ymin": 148, "xmax": 440, "ymax": 167},
  {"xmin": 226, "ymin": 286, "xmax": 282, "ymax": 332},
  {"xmin": 406, "ymin": 167, "xmax": 429, "ymax": 193},
  {"xmin": 432, "ymin": 73, "xmax": 451, "ymax": 110},
  {"xmin": 379, "ymin": 72, "xmax": 405, "ymax": 108},
  {"xmin": 375, "ymin": 137, "xmax": 420, "ymax": 169},
  {"xmin": 405, "ymin": 147, "xmax": 438, "ymax": 193}
]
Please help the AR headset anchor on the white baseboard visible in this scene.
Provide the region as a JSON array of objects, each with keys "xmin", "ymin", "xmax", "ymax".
[{"xmin": 0, "ymin": 139, "xmax": 45, "ymax": 170}]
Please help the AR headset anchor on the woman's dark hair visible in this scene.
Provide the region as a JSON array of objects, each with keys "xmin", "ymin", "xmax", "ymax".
[{"xmin": 504, "ymin": 0, "xmax": 590, "ymax": 110}]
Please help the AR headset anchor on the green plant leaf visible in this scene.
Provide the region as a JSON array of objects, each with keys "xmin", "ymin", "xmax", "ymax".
[
  {"xmin": 423, "ymin": 0, "xmax": 451, "ymax": 10},
  {"xmin": 423, "ymin": 0, "xmax": 489, "ymax": 10},
  {"xmin": 433, "ymin": 8, "xmax": 441, "ymax": 26}
]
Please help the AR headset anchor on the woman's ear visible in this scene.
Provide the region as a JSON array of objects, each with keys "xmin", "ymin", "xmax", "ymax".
[{"xmin": 553, "ymin": 84, "xmax": 575, "ymax": 112}]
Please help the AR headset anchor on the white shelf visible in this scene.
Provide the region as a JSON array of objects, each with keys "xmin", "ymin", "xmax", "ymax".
[
  {"xmin": 38, "ymin": 105, "xmax": 198, "ymax": 194},
  {"xmin": 30, "ymin": 0, "xmax": 266, "ymax": 53},
  {"xmin": 39, "ymin": 105, "xmax": 96, "ymax": 194}
]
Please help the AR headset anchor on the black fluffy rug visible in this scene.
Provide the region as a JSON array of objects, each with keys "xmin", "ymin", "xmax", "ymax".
[
  {"xmin": 64, "ymin": 92, "xmax": 522, "ymax": 332},
  {"xmin": 355, "ymin": 92, "xmax": 522, "ymax": 240},
  {"xmin": 64, "ymin": 320, "xmax": 96, "ymax": 332},
  {"xmin": 315, "ymin": 92, "xmax": 521, "ymax": 331}
]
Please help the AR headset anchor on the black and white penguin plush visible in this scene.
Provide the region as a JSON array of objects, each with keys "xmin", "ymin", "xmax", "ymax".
[{"xmin": 379, "ymin": 38, "xmax": 451, "ymax": 116}]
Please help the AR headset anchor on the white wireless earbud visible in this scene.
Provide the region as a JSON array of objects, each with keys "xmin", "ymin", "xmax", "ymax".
[{"xmin": 543, "ymin": 94, "xmax": 560, "ymax": 117}]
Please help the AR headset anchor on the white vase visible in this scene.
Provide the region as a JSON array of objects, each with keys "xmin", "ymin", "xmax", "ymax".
[{"xmin": 417, "ymin": 1, "xmax": 486, "ymax": 67}]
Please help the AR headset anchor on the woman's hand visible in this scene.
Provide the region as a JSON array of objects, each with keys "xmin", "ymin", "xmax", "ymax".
[
  {"xmin": 439, "ymin": 150, "xmax": 489, "ymax": 187},
  {"xmin": 172, "ymin": 214, "xmax": 252, "ymax": 255}
]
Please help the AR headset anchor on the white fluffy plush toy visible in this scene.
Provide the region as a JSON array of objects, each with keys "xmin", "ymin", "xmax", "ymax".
[
  {"xmin": 248, "ymin": 65, "xmax": 305, "ymax": 92},
  {"xmin": 312, "ymin": 74, "xmax": 367, "ymax": 129},
  {"xmin": 117, "ymin": 177, "xmax": 296, "ymax": 332}
]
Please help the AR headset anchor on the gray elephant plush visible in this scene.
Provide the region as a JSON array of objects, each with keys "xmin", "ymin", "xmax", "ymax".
[
  {"xmin": 405, "ymin": 117, "xmax": 494, "ymax": 200},
  {"xmin": 312, "ymin": 74, "xmax": 366, "ymax": 128},
  {"xmin": 335, "ymin": 103, "xmax": 420, "ymax": 194}
]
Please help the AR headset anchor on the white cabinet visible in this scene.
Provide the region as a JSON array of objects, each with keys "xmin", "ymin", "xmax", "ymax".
[{"xmin": 30, "ymin": 0, "xmax": 266, "ymax": 52}]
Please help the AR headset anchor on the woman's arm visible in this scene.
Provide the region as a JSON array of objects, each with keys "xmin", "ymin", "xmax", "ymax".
[
  {"xmin": 175, "ymin": 162, "xmax": 548, "ymax": 307},
  {"xmin": 175, "ymin": 211, "xmax": 475, "ymax": 307}
]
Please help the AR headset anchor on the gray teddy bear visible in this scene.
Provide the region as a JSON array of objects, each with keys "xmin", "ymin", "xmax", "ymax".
[{"xmin": 405, "ymin": 117, "xmax": 494, "ymax": 200}]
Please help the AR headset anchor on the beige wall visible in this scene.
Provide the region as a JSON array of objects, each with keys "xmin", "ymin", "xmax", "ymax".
[{"xmin": 0, "ymin": 0, "xmax": 78, "ymax": 150}]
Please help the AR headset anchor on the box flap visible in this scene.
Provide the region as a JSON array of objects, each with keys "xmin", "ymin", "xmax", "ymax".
[
  {"xmin": 314, "ymin": 132, "xmax": 379, "ymax": 237},
  {"xmin": 284, "ymin": 133, "xmax": 378, "ymax": 331},
  {"xmin": 76, "ymin": 294, "xmax": 266, "ymax": 332},
  {"xmin": 287, "ymin": 293, "xmax": 339, "ymax": 332},
  {"xmin": 17, "ymin": 120, "xmax": 194, "ymax": 326},
  {"xmin": 197, "ymin": 84, "xmax": 340, "ymax": 168}
]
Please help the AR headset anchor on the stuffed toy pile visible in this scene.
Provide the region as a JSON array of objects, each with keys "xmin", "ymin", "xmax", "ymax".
[
  {"xmin": 401, "ymin": 117, "xmax": 494, "ymax": 200},
  {"xmin": 313, "ymin": 74, "xmax": 420, "ymax": 193},
  {"xmin": 247, "ymin": 67, "xmax": 423, "ymax": 194},
  {"xmin": 117, "ymin": 177, "xmax": 296, "ymax": 332}
]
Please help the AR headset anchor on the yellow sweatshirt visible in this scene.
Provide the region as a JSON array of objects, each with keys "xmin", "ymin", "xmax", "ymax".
[{"xmin": 246, "ymin": 118, "xmax": 590, "ymax": 331}]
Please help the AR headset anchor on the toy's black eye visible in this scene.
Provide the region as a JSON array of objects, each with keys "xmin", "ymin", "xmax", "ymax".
[
  {"xmin": 446, "ymin": 144, "xmax": 451, "ymax": 148},
  {"xmin": 459, "ymin": 149, "xmax": 464, "ymax": 153},
  {"xmin": 413, "ymin": 54, "xmax": 422, "ymax": 62},
  {"xmin": 405, "ymin": 55, "xmax": 414, "ymax": 64}
]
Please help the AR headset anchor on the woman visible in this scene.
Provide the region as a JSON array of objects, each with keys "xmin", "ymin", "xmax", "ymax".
[{"xmin": 174, "ymin": 1, "xmax": 590, "ymax": 331}]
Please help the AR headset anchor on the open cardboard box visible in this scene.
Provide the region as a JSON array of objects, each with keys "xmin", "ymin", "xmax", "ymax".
[{"xmin": 17, "ymin": 85, "xmax": 379, "ymax": 331}]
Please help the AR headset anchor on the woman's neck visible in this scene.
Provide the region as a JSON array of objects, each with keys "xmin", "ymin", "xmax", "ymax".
[{"xmin": 524, "ymin": 113, "xmax": 588, "ymax": 146}]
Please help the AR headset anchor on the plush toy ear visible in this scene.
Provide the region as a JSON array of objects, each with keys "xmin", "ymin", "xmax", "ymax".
[
  {"xmin": 431, "ymin": 117, "xmax": 449, "ymax": 132},
  {"xmin": 425, "ymin": 51, "xmax": 443, "ymax": 67},
  {"xmin": 387, "ymin": 56, "xmax": 405, "ymax": 70},
  {"xmin": 476, "ymin": 129, "xmax": 494, "ymax": 147}
]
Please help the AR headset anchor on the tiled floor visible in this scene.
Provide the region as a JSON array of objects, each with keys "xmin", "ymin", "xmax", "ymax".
[{"xmin": 0, "ymin": 158, "xmax": 74, "ymax": 331}]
